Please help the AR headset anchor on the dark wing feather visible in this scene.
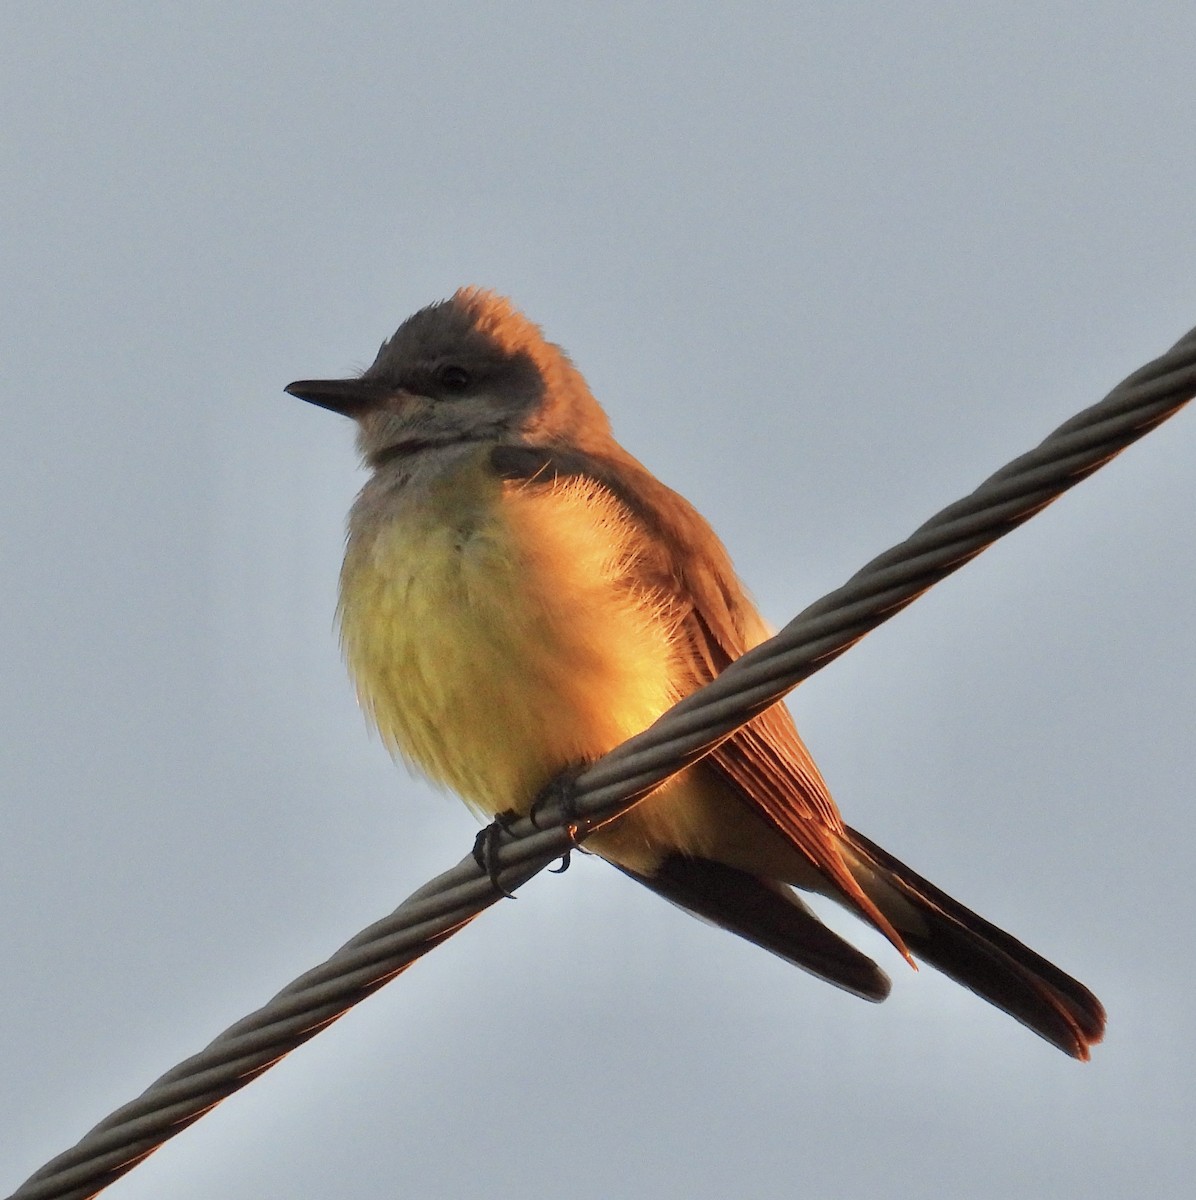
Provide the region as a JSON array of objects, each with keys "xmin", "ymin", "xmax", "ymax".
[{"xmin": 614, "ymin": 855, "xmax": 891, "ymax": 1001}]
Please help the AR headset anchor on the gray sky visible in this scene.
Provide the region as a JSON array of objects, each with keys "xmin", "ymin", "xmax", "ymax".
[{"xmin": 3, "ymin": 5, "xmax": 1194, "ymax": 1198}]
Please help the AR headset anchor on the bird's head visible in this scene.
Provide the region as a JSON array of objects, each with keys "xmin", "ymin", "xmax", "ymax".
[{"xmin": 286, "ymin": 288, "xmax": 610, "ymax": 466}]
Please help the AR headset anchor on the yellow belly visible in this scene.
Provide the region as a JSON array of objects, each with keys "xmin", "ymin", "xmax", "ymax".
[{"xmin": 338, "ymin": 452, "xmax": 720, "ymax": 868}]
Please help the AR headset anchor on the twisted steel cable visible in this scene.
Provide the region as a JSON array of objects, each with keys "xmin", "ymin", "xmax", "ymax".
[{"xmin": 9, "ymin": 324, "xmax": 1195, "ymax": 1200}]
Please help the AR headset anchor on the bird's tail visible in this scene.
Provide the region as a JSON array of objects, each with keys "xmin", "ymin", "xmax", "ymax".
[{"xmin": 842, "ymin": 825, "xmax": 1106, "ymax": 1059}]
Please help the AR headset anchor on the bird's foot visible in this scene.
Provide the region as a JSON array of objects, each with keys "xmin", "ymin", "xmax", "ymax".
[
  {"xmin": 529, "ymin": 765, "xmax": 588, "ymax": 874},
  {"xmin": 472, "ymin": 809, "xmax": 521, "ymax": 898}
]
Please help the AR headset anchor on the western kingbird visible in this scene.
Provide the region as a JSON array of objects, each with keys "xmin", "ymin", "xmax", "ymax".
[{"xmin": 286, "ymin": 288, "xmax": 1105, "ymax": 1059}]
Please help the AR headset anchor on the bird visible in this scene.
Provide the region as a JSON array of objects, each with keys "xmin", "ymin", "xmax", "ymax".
[{"xmin": 286, "ymin": 287, "xmax": 1105, "ymax": 1059}]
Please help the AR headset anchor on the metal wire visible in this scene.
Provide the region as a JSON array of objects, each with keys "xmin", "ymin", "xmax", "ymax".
[{"xmin": 8, "ymin": 324, "xmax": 1195, "ymax": 1200}]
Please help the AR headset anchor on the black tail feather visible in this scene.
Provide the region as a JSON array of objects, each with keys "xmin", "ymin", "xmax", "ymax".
[{"xmin": 846, "ymin": 826, "xmax": 1106, "ymax": 1059}]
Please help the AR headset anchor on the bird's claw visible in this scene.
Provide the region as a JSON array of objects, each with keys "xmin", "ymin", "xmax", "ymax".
[
  {"xmin": 529, "ymin": 765, "xmax": 587, "ymax": 874},
  {"xmin": 472, "ymin": 809, "xmax": 520, "ymax": 898}
]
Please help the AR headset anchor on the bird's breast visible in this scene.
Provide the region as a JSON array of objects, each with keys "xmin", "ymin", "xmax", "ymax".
[{"xmin": 338, "ymin": 452, "xmax": 682, "ymax": 818}]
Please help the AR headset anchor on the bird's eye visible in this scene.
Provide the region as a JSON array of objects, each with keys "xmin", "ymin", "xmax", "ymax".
[{"xmin": 437, "ymin": 364, "xmax": 472, "ymax": 393}]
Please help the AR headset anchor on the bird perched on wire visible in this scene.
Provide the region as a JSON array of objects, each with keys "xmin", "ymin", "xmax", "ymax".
[{"xmin": 286, "ymin": 288, "xmax": 1105, "ymax": 1059}]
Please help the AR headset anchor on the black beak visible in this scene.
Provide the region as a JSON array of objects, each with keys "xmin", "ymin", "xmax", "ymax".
[{"xmin": 284, "ymin": 378, "xmax": 386, "ymax": 417}]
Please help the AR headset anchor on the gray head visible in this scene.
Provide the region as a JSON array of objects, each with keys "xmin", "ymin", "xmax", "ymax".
[{"xmin": 286, "ymin": 288, "xmax": 611, "ymax": 466}]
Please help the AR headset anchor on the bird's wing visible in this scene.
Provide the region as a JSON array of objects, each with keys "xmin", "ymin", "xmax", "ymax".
[
  {"xmin": 613, "ymin": 854, "xmax": 891, "ymax": 1001},
  {"xmin": 490, "ymin": 442, "xmax": 908, "ymax": 954}
]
